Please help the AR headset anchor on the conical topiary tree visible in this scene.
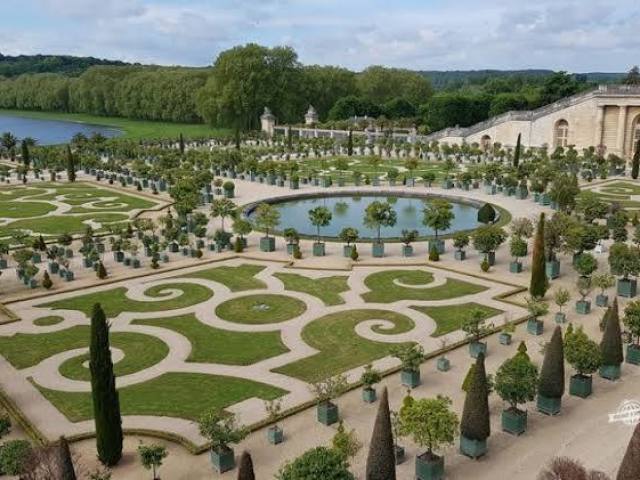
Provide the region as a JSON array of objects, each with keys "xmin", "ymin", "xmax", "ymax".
[
  {"xmin": 529, "ymin": 212, "xmax": 548, "ymax": 299},
  {"xmin": 617, "ymin": 421, "xmax": 640, "ymax": 480},
  {"xmin": 460, "ymin": 352, "xmax": 490, "ymax": 458},
  {"xmin": 600, "ymin": 297, "xmax": 623, "ymax": 380},
  {"xmin": 237, "ymin": 451, "xmax": 255, "ymax": 480},
  {"xmin": 513, "ymin": 133, "xmax": 521, "ymax": 168},
  {"xmin": 537, "ymin": 326, "xmax": 565, "ymax": 415},
  {"xmin": 477, "ymin": 204, "xmax": 496, "ymax": 225},
  {"xmin": 58, "ymin": 436, "xmax": 76, "ymax": 480},
  {"xmin": 366, "ymin": 387, "xmax": 396, "ymax": 480},
  {"xmin": 90, "ymin": 303, "xmax": 123, "ymax": 466},
  {"xmin": 632, "ymin": 139, "xmax": 640, "ymax": 180}
]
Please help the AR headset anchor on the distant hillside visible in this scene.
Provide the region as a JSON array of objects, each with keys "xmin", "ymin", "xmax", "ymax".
[
  {"xmin": 0, "ymin": 54, "xmax": 134, "ymax": 77},
  {"xmin": 420, "ymin": 69, "xmax": 625, "ymax": 90}
]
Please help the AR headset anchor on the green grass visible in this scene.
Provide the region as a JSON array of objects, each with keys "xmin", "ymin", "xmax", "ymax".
[
  {"xmin": 215, "ymin": 294, "xmax": 307, "ymax": 325},
  {"xmin": 133, "ymin": 314, "xmax": 288, "ymax": 365},
  {"xmin": 40, "ymin": 282, "xmax": 214, "ymax": 318},
  {"xmin": 0, "ymin": 186, "xmax": 48, "ymax": 200},
  {"xmin": 361, "ymin": 269, "xmax": 487, "ymax": 303},
  {"xmin": 35, "ymin": 372, "xmax": 286, "ymax": 422},
  {"xmin": 182, "ymin": 264, "xmax": 267, "ymax": 291},
  {"xmin": 32, "ymin": 316, "xmax": 64, "ymax": 326},
  {"xmin": 410, "ymin": 303, "xmax": 504, "ymax": 337},
  {"xmin": 58, "ymin": 333, "xmax": 169, "ymax": 381},
  {"xmin": 274, "ymin": 272, "xmax": 349, "ymax": 306},
  {"xmin": 0, "ymin": 201, "xmax": 56, "ymax": 218},
  {"xmin": 274, "ymin": 309, "xmax": 415, "ymax": 382},
  {"xmin": 0, "ymin": 326, "xmax": 168, "ymax": 371},
  {"xmin": 0, "ymin": 212, "xmax": 129, "ymax": 238},
  {"xmin": 0, "ymin": 109, "xmax": 230, "ymax": 141}
]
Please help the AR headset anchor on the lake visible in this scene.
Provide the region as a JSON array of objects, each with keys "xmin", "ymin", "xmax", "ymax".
[{"xmin": 0, "ymin": 114, "xmax": 123, "ymax": 145}]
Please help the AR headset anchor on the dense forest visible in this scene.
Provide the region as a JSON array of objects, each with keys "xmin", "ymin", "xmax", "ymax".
[
  {"xmin": 0, "ymin": 53, "xmax": 131, "ymax": 77},
  {"xmin": 0, "ymin": 48, "xmax": 635, "ymax": 133}
]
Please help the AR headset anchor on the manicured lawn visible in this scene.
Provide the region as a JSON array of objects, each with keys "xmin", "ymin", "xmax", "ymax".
[
  {"xmin": 40, "ymin": 282, "xmax": 214, "ymax": 318},
  {"xmin": 0, "ymin": 212, "xmax": 129, "ymax": 238},
  {"xmin": 31, "ymin": 183, "xmax": 156, "ymax": 211},
  {"xmin": 0, "ymin": 186, "xmax": 48, "ymax": 200},
  {"xmin": 215, "ymin": 294, "xmax": 307, "ymax": 325},
  {"xmin": 274, "ymin": 272, "xmax": 349, "ymax": 306},
  {"xmin": 0, "ymin": 109, "xmax": 230, "ymax": 141},
  {"xmin": 410, "ymin": 303, "xmax": 504, "ymax": 337},
  {"xmin": 274, "ymin": 309, "xmax": 415, "ymax": 382},
  {"xmin": 0, "ymin": 326, "xmax": 168, "ymax": 372},
  {"xmin": 58, "ymin": 333, "xmax": 169, "ymax": 381},
  {"xmin": 35, "ymin": 372, "xmax": 286, "ymax": 422},
  {"xmin": 133, "ymin": 314, "xmax": 288, "ymax": 365},
  {"xmin": 182, "ymin": 264, "xmax": 267, "ymax": 291},
  {"xmin": 32, "ymin": 316, "xmax": 64, "ymax": 326},
  {"xmin": 361, "ymin": 269, "xmax": 487, "ymax": 303},
  {"xmin": 0, "ymin": 201, "xmax": 56, "ymax": 218}
]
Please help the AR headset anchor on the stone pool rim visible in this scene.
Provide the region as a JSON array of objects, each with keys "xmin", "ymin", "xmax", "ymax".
[{"xmin": 241, "ymin": 189, "xmax": 510, "ymax": 243}]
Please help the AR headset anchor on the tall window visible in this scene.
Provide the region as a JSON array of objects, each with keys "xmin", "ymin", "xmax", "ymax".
[
  {"xmin": 554, "ymin": 120, "xmax": 569, "ymax": 148},
  {"xmin": 633, "ymin": 116, "xmax": 640, "ymax": 155}
]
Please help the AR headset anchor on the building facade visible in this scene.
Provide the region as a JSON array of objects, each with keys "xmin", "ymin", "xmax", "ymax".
[{"xmin": 428, "ymin": 85, "xmax": 640, "ymax": 158}]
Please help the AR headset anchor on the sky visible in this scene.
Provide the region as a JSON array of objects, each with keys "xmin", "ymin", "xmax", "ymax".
[{"xmin": 1, "ymin": 0, "xmax": 639, "ymax": 72}]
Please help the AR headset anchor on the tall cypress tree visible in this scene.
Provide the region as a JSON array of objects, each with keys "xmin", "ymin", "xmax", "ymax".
[
  {"xmin": 538, "ymin": 326, "xmax": 565, "ymax": 400},
  {"xmin": 529, "ymin": 212, "xmax": 548, "ymax": 298},
  {"xmin": 460, "ymin": 353, "xmax": 490, "ymax": 443},
  {"xmin": 617, "ymin": 422, "xmax": 640, "ymax": 480},
  {"xmin": 237, "ymin": 451, "xmax": 255, "ymax": 480},
  {"xmin": 366, "ymin": 387, "xmax": 396, "ymax": 480},
  {"xmin": 347, "ymin": 129, "xmax": 354, "ymax": 157},
  {"xmin": 178, "ymin": 133, "xmax": 185, "ymax": 155},
  {"xmin": 632, "ymin": 139, "xmax": 640, "ymax": 180},
  {"xmin": 90, "ymin": 303, "xmax": 123, "ymax": 466},
  {"xmin": 58, "ymin": 436, "xmax": 76, "ymax": 480},
  {"xmin": 601, "ymin": 297, "xmax": 623, "ymax": 367},
  {"xmin": 66, "ymin": 145, "xmax": 76, "ymax": 183},
  {"xmin": 513, "ymin": 133, "xmax": 521, "ymax": 168}
]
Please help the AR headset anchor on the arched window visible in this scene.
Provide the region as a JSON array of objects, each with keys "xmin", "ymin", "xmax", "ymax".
[
  {"xmin": 480, "ymin": 135, "xmax": 492, "ymax": 152},
  {"xmin": 554, "ymin": 120, "xmax": 569, "ymax": 148}
]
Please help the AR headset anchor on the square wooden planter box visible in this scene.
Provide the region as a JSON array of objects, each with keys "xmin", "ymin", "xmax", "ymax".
[
  {"xmin": 555, "ymin": 312, "xmax": 566, "ymax": 324},
  {"xmin": 415, "ymin": 453, "xmax": 444, "ymax": 480},
  {"xmin": 312, "ymin": 242, "xmax": 326, "ymax": 257},
  {"xmin": 267, "ymin": 426, "xmax": 284, "ymax": 445},
  {"xmin": 509, "ymin": 261, "xmax": 523, "ymax": 273},
  {"xmin": 454, "ymin": 250, "xmax": 466, "ymax": 261},
  {"xmin": 260, "ymin": 237, "xmax": 276, "ymax": 252},
  {"xmin": 317, "ymin": 402, "xmax": 339, "ymax": 426},
  {"xmin": 618, "ymin": 278, "xmax": 638, "ymax": 298},
  {"xmin": 210, "ymin": 448, "xmax": 235, "ymax": 474},
  {"xmin": 626, "ymin": 344, "xmax": 640, "ymax": 365},
  {"xmin": 402, "ymin": 245, "xmax": 413, "ymax": 257},
  {"xmin": 372, "ymin": 243, "xmax": 385, "ymax": 258},
  {"xmin": 469, "ymin": 341, "xmax": 487, "ymax": 359},
  {"xmin": 362, "ymin": 387, "xmax": 377, "ymax": 403},
  {"xmin": 499, "ymin": 333, "xmax": 512, "ymax": 345},
  {"xmin": 527, "ymin": 318, "xmax": 543, "ymax": 336},
  {"xmin": 575, "ymin": 300, "xmax": 591, "ymax": 315},
  {"xmin": 536, "ymin": 395, "xmax": 561, "ymax": 415},
  {"xmin": 428, "ymin": 239, "xmax": 445, "ymax": 255},
  {"xmin": 545, "ymin": 260, "xmax": 560, "ymax": 280},
  {"xmin": 502, "ymin": 408, "xmax": 527, "ymax": 435},
  {"xmin": 395, "ymin": 445, "xmax": 405, "ymax": 465},
  {"xmin": 459, "ymin": 435, "xmax": 487, "ymax": 459},
  {"xmin": 569, "ymin": 374, "xmax": 592, "ymax": 398},
  {"xmin": 437, "ymin": 357, "xmax": 450, "ymax": 372},
  {"xmin": 599, "ymin": 364, "xmax": 621, "ymax": 381},
  {"xmin": 343, "ymin": 245, "xmax": 354, "ymax": 258},
  {"xmin": 596, "ymin": 294, "xmax": 609, "ymax": 307},
  {"xmin": 401, "ymin": 369, "xmax": 421, "ymax": 388}
]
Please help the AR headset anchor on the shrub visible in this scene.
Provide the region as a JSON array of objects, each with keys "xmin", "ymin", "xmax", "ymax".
[
  {"xmin": 0, "ymin": 411, "xmax": 10, "ymax": 439},
  {"xmin": 480, "ymin": 257, "xmax": 490, "ymax": 272},
  {"xmin": 495, "ymin": 351, "xmax": 538, "ymax": 411},
  {"xmin": 0, "ymin": 440, "xmax": 32, "ymax": 475},
  {"xmin": 332, "ymin": 422, "xmax": 362, "ymax": 461},
  {"xmin": 350, "ymin": 245, "xmax": 359, "ymax": 261},
  {"xmin": 42, "ymin": 271, "xmax": 53, "ymax": 289},
  {"xmin": 276, "ymin": 447, "xmax": 354, "ymax": 480},
  {"xmin": 428, "ymin": 243, "xmax": 440, "ymax": 261},
  {"xmin": 477, "ymin": 204, "xmax": 496, "ymax": 224}
]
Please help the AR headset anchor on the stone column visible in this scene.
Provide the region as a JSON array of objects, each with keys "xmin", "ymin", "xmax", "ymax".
[
  {"xmin": 594, "ymin": 105, "xmax": 604, "ymax": 147},
  {"xmin": 617, "ymin": 105, "xmax": 628, "ymax": 156}
]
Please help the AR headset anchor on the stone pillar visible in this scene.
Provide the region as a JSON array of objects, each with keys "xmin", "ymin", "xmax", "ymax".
[
  {"xmin": 617, "ymin": 105, "xmax": 628, "ymax": 156},
  {"xmin": 594, "ymin": 105, "xmax": 604, "ymax": 147},
  {"xmin": 260, "ymin": 107, "xmax": 276, "ymax": 138}
]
